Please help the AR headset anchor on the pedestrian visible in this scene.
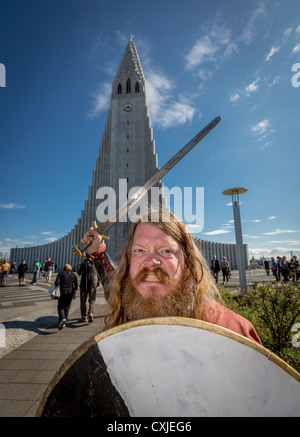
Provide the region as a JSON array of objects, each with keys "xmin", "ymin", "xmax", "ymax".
[
  {"xmin": 221, "ymin": 256, "xmax": 230, "ymax": 285},
  {"xmin": 55, "ymin": 263, "xmax": 78, "ymax": 330},
  {"xmin": 271, "ymin": 257, "xmax": 279, "ymax": 282},
  {"xmin": 44, "ymin": 257, "xmax": 54, "ymax": 284},
  {"xmin": 77, "ymin": 254, "xmax": 99, "ymax": 323},
  {"xmin": 0, "ymin": 259, "xmax": 10, "ymax": 287},
  {"xmin": 31, "ymin": 260, "xmax": 40, "ymax": 285},
  {"xmin": 264, "ymin": 258, "xmax": 270, "ymax": 276},
  {"xmin": 17, "ymin": 259, "xmax": 28, "ymax": 286},
  {"xmin": 277, "ymin": 256, "xmax": 282, "ymax": 280},
  {"xmin": 211, "ymin": 255, "xmax": 220, "ymax": 283},
  {"xmin": 281, "ymin": 256, "xmax": 290, "ymax": 282},
  {"xmin": 81, "ymin": 209, "xmax": 261, "ymax": 344}
]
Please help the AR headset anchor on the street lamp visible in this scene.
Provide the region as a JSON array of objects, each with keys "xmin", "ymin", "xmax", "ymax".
[{"xmin": 222, "ymin": 187, "xmax": 248, "ymax": 293}]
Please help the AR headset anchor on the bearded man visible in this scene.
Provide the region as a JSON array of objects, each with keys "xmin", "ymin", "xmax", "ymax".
[{"xmin": 81, "ymin": 210, "xmax": 261, "ymax": 344}]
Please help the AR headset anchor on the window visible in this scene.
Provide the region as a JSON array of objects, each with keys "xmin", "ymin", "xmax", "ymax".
[
  {"xmin": 135, "ymin": 82, "xmax": 139, "ymax": 93},
  {"xmin": 126, "ymin": 79, "xmax": 131, "ymax": 94},
  {"xmin": 117, "ymin": 83, "xmax": 122, "ymax": 94}
]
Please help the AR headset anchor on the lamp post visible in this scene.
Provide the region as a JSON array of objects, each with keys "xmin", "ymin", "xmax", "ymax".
[{"xmin": 222, "ymin": 187, "xmax": 248, "ymax": 293}]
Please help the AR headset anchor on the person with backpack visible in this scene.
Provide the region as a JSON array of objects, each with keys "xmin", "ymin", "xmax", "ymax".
[
  {"xmin": 77, "ymin": 254, "xmax": 100, "ymax": 323},
  {"xmin": 55, "ymin": 263, "xmax": 78, "ymax": 330}
]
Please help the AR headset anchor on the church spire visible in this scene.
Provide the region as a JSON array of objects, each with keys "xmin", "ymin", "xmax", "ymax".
[{"xmin": 112, "ymin": 38, "xmax": 145, "ymax": 98}]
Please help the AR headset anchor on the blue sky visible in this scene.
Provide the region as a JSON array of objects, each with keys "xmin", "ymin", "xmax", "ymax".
[{"xmin": 0, "ymin": 0, "xmax": 300, "ymax": 261}]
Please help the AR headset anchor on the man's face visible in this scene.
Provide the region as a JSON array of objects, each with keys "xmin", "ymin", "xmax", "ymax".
[{"xmin": 129, "ymin": 223, "xmax": 185, "ymax": 298}]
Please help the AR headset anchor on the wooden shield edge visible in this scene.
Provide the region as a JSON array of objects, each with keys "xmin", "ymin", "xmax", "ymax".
[{"xmin": 35, "ymin": 316, "xmax": 300, "ymax": 416}]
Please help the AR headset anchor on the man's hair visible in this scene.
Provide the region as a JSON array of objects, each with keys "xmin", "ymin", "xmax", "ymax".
[
  {"xmin": 104, "ymin": 209, "xmax": 221, "ymax": 329},
  {"xmin": 63, "ymin": 263, "xmax": 72, "ymax": 271}
]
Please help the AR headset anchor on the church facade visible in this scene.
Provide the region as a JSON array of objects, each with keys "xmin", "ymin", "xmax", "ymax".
[{"xmin": 10, "ymin": 39, "xmax": 248, "ymax": 271}]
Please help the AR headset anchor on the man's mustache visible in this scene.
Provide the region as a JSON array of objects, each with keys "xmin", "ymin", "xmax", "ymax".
[{"xmin": 132, "ymin": 267, "xmax": 171, "ymax": 286}]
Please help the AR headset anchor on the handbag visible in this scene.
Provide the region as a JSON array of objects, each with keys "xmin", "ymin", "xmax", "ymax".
[{"xmin": 48, "ymin": 282, "xmax": 60, "ymax": 299}]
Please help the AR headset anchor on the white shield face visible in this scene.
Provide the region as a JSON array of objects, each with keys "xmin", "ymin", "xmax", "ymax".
[{"xmin": 38, "ymin": 318, "xmax": 300, "ymax": 417}]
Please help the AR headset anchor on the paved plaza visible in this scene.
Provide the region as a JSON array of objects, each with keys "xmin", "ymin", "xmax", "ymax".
[{"xmin": 0, "ymin": 268, "xmax": 275, "ymax": 417}]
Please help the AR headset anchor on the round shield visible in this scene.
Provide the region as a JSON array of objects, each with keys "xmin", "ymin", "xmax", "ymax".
[{"xmin": 36, "ymin": 317, "xmax": 300, "ymax": 417}]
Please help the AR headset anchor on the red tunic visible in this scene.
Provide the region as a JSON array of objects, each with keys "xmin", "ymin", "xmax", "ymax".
[{"xmin": 201, "ymin": 300, "xmax": 262, "ymax": 344}]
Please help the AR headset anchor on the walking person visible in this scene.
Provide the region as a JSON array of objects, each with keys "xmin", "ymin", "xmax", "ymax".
[
  {"xmin": 277, "ymin": 257, "xmax": 282, "ymax": 280},
  {"xmin": 264, "ymin": 258, "xmax": 270, "ymax": 276},
  {"xmin": 271, "ymin": 257, "xmax": 279, "ymax": 282},
  {"xmin": 17, "ymin": 259, "xmax": 28, "ymax": 286},
  {"xmin": 77, "ymin": 254, "xmax": 99, "ymax": 323},
  {"xmin": 31, "ymin": 260, "xmax": 40, "ymax": 285},
  {"xmin": 44, "ymin": 257, "xmax": 54, "ymax": 284},
  {"xmin": 0, "ymin": 259, "xmax": 10, "ymax": 287},
  {"xmin": 281, "ymin": 256, "xmax": 290, "ymax": 282},
  {"xmin": 55, "ymin": 263, "xmax": 78, "ymax": 330},
  {"xmin": 211, "ymin": 255, "xmax": 220, "ymax": 283},
  {"xmin": 221, "ymin": 256, "xmax": 230, "ymax": 285}
]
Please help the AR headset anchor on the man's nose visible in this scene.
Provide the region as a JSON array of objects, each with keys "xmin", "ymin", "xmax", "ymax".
[{"xmin": 143, "ymin": 252, "xmax": 162, "ymax": 268}]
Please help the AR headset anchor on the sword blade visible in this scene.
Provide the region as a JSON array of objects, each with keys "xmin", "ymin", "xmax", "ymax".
[{"xmin": 98, "ymin": 116, "xmax": 221, "ymax": 235}]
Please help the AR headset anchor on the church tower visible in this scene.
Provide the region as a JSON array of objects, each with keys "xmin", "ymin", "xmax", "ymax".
[{"xmin": 93, "ymin": 37, "xmax": 161, "ymax": 258}]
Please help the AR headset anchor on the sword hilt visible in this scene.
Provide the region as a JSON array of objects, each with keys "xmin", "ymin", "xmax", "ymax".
[{"xmin": 72, "ymin": 221, "xmax": 109, "ymax": 257}]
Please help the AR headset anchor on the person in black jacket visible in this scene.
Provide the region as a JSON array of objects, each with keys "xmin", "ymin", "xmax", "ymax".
[
  {"xmin": 17, "ymin": 259, "xmax": 28, "ymax": 286},
  {"xmin": 211, "ymin": 255, "xmax": 220, "ymax": 283},
  {"xmin": 55, "ymin": 263, "xmax": 78, "ymax": 330},
  {"xmin": 77, "ymin": 254, "xmax": 99, "ymax": 323}
]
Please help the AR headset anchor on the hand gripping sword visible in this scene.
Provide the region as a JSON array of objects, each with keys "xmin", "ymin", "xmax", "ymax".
[{"xmin": 72, "ymin": 116, "xmax": 221, "ymax": 257}]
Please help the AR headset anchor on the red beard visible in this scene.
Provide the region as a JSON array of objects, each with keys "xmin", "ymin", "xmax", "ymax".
[{"xmin": 122, "ymin": 267, "xmax": 197, "ymax": 321}]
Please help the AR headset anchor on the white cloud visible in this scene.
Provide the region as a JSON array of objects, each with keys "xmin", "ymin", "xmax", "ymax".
[
  {"xmin": 263, "ymin": 229, "xmax": 300, "ymax": 235},
  {"xmin": 230, "ymin": 93, "xmax": 240, "ymax": 103},
  {"xmin": 41, "ymin": 231, "xmax": 53, "ymax": 235},
  {"xmin": 0, "ymin": 203, "xmax": 25, "ymax": 209},
  {"xmin": 184, "ymin": 23, "xmax": 235, "ymax": 74},
  {"xmin": 245, "ymin": 78, "xmax": 260, "ymax": 95},
  {"xmin": 251, "ymin": 119, "xmax": 270, "ymax": 135},
  {"xmin": 146, "ymin": 70, "xmax": 195, "ymax": 128},
  {"xmin": 230, "ymin": 77, "xmax": 260, "ymax": 103},
  {"xmin": 87, "ymin": 82, "xmax": 111, "ymax": 119},
  {"xmin": 226, "ymin": 202, "xmax": 242, "ymax": 207},
  {"xmin": 265, "ymin": 46, "xmax": 280, "ymax": 61},
  {"xmin": 249, "ymin": 247, "xmax": 300, "ymax": 259},
  {"xmin": 44, "ymin": 237, "xmax": 58, "ymax": 243},
  {"xmin": 241, "ymin": 2, "xmax": 267, "ymax": 44},
  {"xmin": 292, "ymin": 44, "xmax": 300, "ymax": 54},
  {"xmin": 203, "ymin": 229, "xmax": 231, "ymax": 236},
  {"xmin": 296, "ymin": 25, "xmax": 300, "ymax": 34},
  {"xmin": 267, "ymin": 216, "xmax": 277, "ymax": 220},
  {"xmin": 268, "ymin": 76, "xmax": 280, "ymax": 87}
]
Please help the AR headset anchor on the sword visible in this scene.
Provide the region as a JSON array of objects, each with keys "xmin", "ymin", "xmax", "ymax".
[{"xmin": 72, "ymin": 116, "xmax": 221, "ymax": 257}]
